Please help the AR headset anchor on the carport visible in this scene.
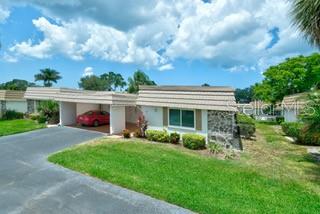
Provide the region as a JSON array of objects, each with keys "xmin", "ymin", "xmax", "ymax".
[{"xmin": 24, "ymin": 87, "xmax": 140, "ymax": 134}]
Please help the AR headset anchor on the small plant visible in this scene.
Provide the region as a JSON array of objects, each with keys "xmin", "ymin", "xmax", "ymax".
[
  {"xmin": 208, "ymin": 141, "xmax": 223, "ymax": 155},
  {"xmin": 134, "ymin": 130, "xmax": 142, "ymax": 138},
  {"xmin": 2, "ymin": 110, "xmax": 24, "ymax": 120},
  {"xmin": 37, "ymin": 115, "xmax": 47, "ymax": 124},
  {"xmin": 276, "ymin": 116, "xmax": 285, "ymax": 124},
  {"xmin": 224, "ymin": 149, "xmax": 237, "ymax": 160},
  {"xmin": 182, "ymin": 133, "xmax": 206, "ymax": 150},
  {"xmin": 122, "ymin": 129, "xmax": 131, "ymax": 138},
  {"xmin": 169, "ymin": 132, "xmax": 180, "ymax": 144},
  {"xmin": 146, "ymin": 130, "xmax": 169, "ymax": 143},
  {"xmin": 29, "ymin": 113, "xmax": 40, "ymax": 121},
  {"xmin": 136, "ymin": 115, "xmax": 148, "ymax": 138}
]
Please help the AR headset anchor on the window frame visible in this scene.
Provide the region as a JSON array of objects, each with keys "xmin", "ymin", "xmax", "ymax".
[{"xmin": 168, "ymin": 108, "xmax": 195, "ymax": 130}]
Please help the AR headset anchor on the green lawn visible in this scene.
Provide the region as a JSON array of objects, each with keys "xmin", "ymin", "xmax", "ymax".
[
  {"xmin": 0, "ymin": 119, "xmax": 46, "ymax": 137},
  {"xmin": 49, "ymin": 130, "xmax": 320, "ymax": 214}
]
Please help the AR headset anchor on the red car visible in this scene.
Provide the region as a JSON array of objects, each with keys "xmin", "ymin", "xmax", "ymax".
[{"xmin": 77, "ymin": 110, "xmax": 110, "ymax": 127}]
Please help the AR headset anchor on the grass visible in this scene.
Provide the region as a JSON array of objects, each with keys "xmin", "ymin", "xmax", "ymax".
[
  {"xmin": 0, "ymin": 119, "xmax": 46, "ymax": 137},
  {"xmin": 49, "ymin": 129, "xmax": 320, "ymax": 214},
  {"xmin": 241, "ymin": 122, "xmax": 320, "ymax": 194}
]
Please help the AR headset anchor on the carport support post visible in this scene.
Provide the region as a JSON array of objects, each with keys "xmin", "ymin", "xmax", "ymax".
[{"xmin": 110, "ymin": 105, "xmax": 126, "ymax": 135}]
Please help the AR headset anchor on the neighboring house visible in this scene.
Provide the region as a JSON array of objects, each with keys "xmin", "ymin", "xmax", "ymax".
[
  {"xmin": 0, "ymin": 90, "xmax": 37, "ymax": 117},
  {"xmin": 24, "ymin": 85, "xmax": 241, "ymax": 149},
  {"xmin": 282, "ymin": 92, "xmax": 308, "ymax": 122}
]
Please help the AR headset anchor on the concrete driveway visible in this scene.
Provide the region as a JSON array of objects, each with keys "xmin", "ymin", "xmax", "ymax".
[{"xmin": 0, "ymin": 127, "xmax": 192, "ymax": 214}]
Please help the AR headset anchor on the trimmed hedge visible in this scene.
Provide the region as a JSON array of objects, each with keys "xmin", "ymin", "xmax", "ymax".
[
  {"xmin": 182, "ymin": 133, "xmax": 206, "ymax": 150},
  {"xmin": 237, "ymin": 113, "xmax": 256, "ymax": 139},
  {"xmin": 2, "ymin": 110, "xmax": 24, "ymax": 120},
  {"xmin": 146, "ymin": 130, "xmax": 169, "ymax": 143},
  {"xmin": 170, "ymin": 132, "xmax": 180, "ymax": 144}
]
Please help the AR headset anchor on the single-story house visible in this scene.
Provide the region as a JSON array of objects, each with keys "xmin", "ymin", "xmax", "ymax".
[
  {"xmin": 24, "ymin": 85, "xmax": 241, "ymax": 149},
  {"xmin": 0, "ymin": 90, "xmax": 37, "ymax": 117},
  {"xmin": 282, "ymin": 92, "xmax": 308, "ymax": 122}
]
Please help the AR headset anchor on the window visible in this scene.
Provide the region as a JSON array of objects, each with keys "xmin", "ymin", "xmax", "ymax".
[{"xmin": 169, "ymin": 109, "xmax": 194, "ymax": 128}]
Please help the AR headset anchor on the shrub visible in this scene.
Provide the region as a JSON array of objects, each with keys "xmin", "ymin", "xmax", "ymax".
[
  {"xmin": 276, "ymin": 116, "xmax": 285, "ymax": 124},
  {"xmin": 37, "ymin": 100, "xmax": 59, "ymax": 124},
  {"xmin": 208, "ymin": 141, "xmax": 223, "ymax": 154},
  {"xmin": 2, "ymin": 110, "xmax": 24, "ymax": 120},
  {"xmin": 122, "ymin": 129, "xmax": 131, "ymax": 138},
  {"xmin": 136, "ymin": 115, "xmax": 148, "ymax": 138},
  {"xmin": 281, "ymin": 122, "xmax": 304, "ymax": 138},
  {"xmin": 237, "ymin": 113, "xmax": 256, "ymax": 139},
  {"xmin": 297, "ymin": 126, "xmax": 320, "ymax": 146},
  {"xmin": 37, "ymin": 115, "xmax": 47, "ymax": 124},
  {"xmin": 182, "ymin": 133, "xmax": 206, "ymax": 150},
  {"xmin": 29, "ymin": 113, "xmax": 40, "ymax": 121},
  {"xmin": 134, "ymin": 130, "xmax": 142, "ymax": 138},
  {"xmin": 146, "ymin": 130, "xmax": 169, "ymax": 143},
  {"xmin": 169, "ymin": 132, "xmax": 180, "ymax": 144}
]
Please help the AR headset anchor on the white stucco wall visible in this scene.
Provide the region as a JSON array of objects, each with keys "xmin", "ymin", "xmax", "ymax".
[
  {"xmin": 76, "ymin": 103, "xmax": 100, "ymax": 115},
  {"xmin": 60, "ymin": 102, "xmax": 77, "ymax": 126},
  {"xmin": 284, "ymin": 109, "xmax": 298, "ymax": 122},
  {"xmin": 110, "ymin": 106, "xmax": 126, "ymax": 134},
  {"xmin": 125, "ymin": 106, "xmax": 141, "ymax": 124},
  {"xmin": 6, "ymin": 101, "xmax": 28, "ymax": 113},
  {"xmin": 141, "ymin": 106, "xmax": 208, "ymax": 141},
  {"xmin": 141, "ymin": 106, "xmax": 163, "ymax": 129}
]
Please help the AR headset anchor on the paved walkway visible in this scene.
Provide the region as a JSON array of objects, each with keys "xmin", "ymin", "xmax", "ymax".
[{"xmin": 0, "ymin": 127, "xmax": 193, "ymax": 214}]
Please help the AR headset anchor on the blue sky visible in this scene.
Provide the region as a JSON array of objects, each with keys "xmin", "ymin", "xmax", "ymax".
[{"xmin": 0, "ymin": 0, "xmax": 315, "ymax": 89}]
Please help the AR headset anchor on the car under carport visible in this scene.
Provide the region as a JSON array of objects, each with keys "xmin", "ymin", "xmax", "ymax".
[{"xmin": 24, "ymin": 87, "xmax": 141, "ymax": 134}]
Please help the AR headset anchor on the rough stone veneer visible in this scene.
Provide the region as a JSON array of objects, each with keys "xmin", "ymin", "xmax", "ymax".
[{"xmin": 207, "ymin": 110, "xmax": 242, "ymax": 150}]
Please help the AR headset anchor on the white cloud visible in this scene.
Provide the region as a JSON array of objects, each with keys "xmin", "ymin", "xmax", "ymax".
[
  {"xmin": 0, "ymin": 5, "xmax": 10, "ymax": 23},
  {"xmin": 2, "ymin": 52, "xmax": 18, "ymax": 63},
  {"xmin": 83, "ymin": 67, "xmax": 93, "ymax": 77},
  {"xmin": 5, "ymin": 0, "xmax": 316, "ymax": 72},
  {"xmin": 158, "ymin": 63, "xmax": 174, "ymax": 71}
]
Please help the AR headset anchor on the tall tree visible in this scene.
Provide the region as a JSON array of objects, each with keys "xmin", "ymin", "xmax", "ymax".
[
  {"xmin": 34, "ymin": 68, "xmax": 62, "ymax": 87},
  {"xmin": 78, "ymin": 75, "xmax": 108, "ymax": 91},
  {"xmin": 127, "ymin": 70, "xmax": 156, "ymax": 94},
  {"xmin": 292, "ymin": 0, "xmax": 320, "ymax": 47},
  {"xmin": 253, "ymin": 54, "xmax": 320, "ymax": 103},
  {"xmin": 100, "ymin": 71, "xmax": 126, "ymax": 91},
  {"xmin": 0, "ymin": 79, "xmax": 36, "ymax": 91},
  {"xmin": 235, "ymin": 87, "xmax": 254, "ymax": 103}
]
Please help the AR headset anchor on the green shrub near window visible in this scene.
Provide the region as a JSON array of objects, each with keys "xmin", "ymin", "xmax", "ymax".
[
  {"xmin": 2, "ymin": 110, "xmax": 24, "ymax": 120},
  {"xmin": 236, "ymin": 113, "xmax": 256, "ymax": 139},
  {"xmin": 146, "ymin": 130, "xmax": 170, "ymax": 143},
  {"xmin": 169, "ymin": 132, "xmax": 180, "ymax": 144},
  {"xmin": 182, "ymin": 133, "xmax": 206, "ymax": 150},
  {"xmin": 29, "ymin": 113, "xmax": 41, "ymax": 121}
]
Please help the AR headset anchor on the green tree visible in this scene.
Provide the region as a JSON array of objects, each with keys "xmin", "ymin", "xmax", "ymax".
[
  {"xmin": 100, "ymin": 71, "xmax": 126, "ymax": 91},
  {"xmin": 253, "ymin": 54, "xmax": 320, "ymax": 103},
  {"xmin": 292, "ymin": 0, "xmax": 320, "ymax": 47},
  {"xmin": 127, "ymin": 70, "xmax": 156, "ymax": 94},
  {"xmin": 202, "ymin": 83, "xmax": 210, "ymax": 87},
  {"xmin": 34, "ymin": 68, "xmax": 62, "ymax": 87},
  {"xmin": 235, "ymin": 87, "xmax": 254, "ymax": 103},
  {"xmin": 0, "ymin": 79, "xmax": 36, "ymax": 91},
  {"xmin": 78, "ymin": 75, "xmax": 108, "ymax": 91}
]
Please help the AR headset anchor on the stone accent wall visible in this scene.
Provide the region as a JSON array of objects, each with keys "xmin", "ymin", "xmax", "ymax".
[
  {"xmin": 207, "ymin": 110, "xmax": 242, "ymax": 150},
  {"xmin": 0, "ymin": 101, "xmax": 6, "ymax": 117},
  {"xmin": 27, "ymin": 99, "xmax": 35, "ymax": 113}
]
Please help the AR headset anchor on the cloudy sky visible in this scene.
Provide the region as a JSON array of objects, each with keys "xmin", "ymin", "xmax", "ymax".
[{"xmin": 0, "ymin": 0, "xmax": 316, "ymax": 89}]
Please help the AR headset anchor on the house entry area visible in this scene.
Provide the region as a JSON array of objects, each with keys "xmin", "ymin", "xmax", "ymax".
[
  {"xmin": 60, "ymin": 102, "xmax": 140, "ymax": 134},
  {"xmin": 24, "ymin": 87, "xmax": 139, "ymax": 135}
]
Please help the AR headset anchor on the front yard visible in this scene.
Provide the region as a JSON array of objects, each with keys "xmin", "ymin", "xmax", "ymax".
[
  {"xmin": 49, "ymin": 123, "xmax": 320, "ymax": 214},
  {"xmin": 0, "ymin": 119, "xmax": 46, "ymax": 137}
]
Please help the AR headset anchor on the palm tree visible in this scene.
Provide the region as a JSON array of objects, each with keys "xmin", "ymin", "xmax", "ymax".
[
  {"xmin": 291, "ymin": 0, "xmax": 320, "ymax": 47},
  {"xmin": 35, "ymin": 68, "xmax": 62, "ymax": 87}
]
